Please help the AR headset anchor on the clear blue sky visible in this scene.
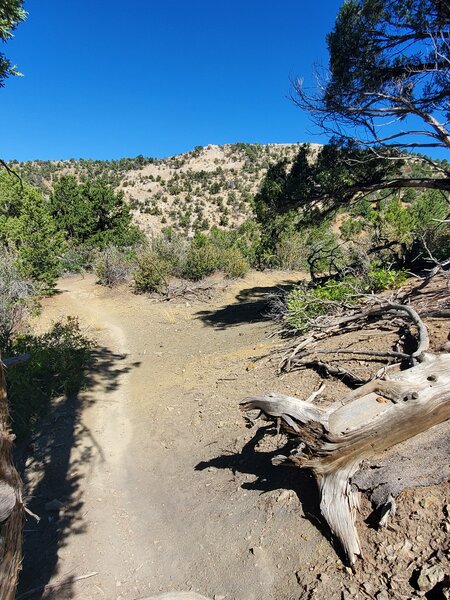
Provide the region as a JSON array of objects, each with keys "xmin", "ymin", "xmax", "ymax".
[{"xmin": 1, "ymin": 0, "xmax": 344, "ymax": 160}]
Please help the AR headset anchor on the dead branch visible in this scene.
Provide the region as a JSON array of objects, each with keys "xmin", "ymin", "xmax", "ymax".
[
  {"xmin": 280, "ymin": 298, "xmax": 430, "ymax": 374},
  {"xmin": 0, "ymin": 160, "xmax": 23, "ymax": 189},
  {"xmin": 163, "ymin": 280, "xmax": 226, "ymax": 303},
  {"xmin": 291, "ymin": 358, "xmax": 367, "ymax": 386},
  {"xmin": 241, "ymin": 352, "xmax": 450, "ymax": 565}
]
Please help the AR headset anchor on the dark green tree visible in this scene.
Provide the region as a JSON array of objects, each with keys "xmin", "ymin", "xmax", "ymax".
[
  {"xmin": 50, "ymin": 175, "xmax": 142, "ymax": 248},
  {"xmin": 0, "ymin": 172, "xmax": 65, "ymax": 288},
  {"xmin": 293, "ymin": 0, "xmax": 450, "ymax": 197}
]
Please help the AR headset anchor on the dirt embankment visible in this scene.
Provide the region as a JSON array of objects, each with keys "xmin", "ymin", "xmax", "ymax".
[{"xmin": 18, "ymin": 272, "xmax": 449, "ymax": 600}]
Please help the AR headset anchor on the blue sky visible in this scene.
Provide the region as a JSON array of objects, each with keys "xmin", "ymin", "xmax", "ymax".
[{"xmin": 0, "ymin": 0, "xmax": 345, "ymax": 160}]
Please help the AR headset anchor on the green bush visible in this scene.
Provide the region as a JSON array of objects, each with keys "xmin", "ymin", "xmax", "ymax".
[
  {"xmin": 275, "ymin": 229, "xmax": 309, "ymax": 270},
  {"xmin": 181, "ymin": 231, "xmax": 250, "ymax": 280},
  {"xmin": 340, "ymin": 217, "xmax": 364, "ymax": 240},
  {"xmin": 285, "ymin": 278, "xmax": 359, "ymax": 332},
  {"xmin": 220, "ymin": 246, "xmax": 249, "ymax": 278},
  {"xmin": 94, "ymin": 245, "xmax": 134, "ymax": 287},
  {"xmin": 409, "ymin": 190, "xmax": 450, "ymax": 262},
  {"xmin": 366, "ymin": 266, "xmax": 406, "ymax": 292},
  {"xmin": 133, "ymin": 250, "xmax": 171, "ymax": 293},
  {"xmin": 50, "ymin": 175, "xmax": 143, "ymax": 249},
  {"xmin": 183, "ymin": 238, "xmax": 219, "ymax": 281},
  {"xmin": 284, "ymin": 268, "xmax": 406, "ymax": 333},
  {"xmin": 6, "ymin": 317, "xmax": 93, "ymax": 439},
  {"xmin": 150, "ymin": 233, "xmax": 187, "ymax": 277},
  {"xmin": 0, "ymin": 173, "xmax": 65, "ymax": 290}
]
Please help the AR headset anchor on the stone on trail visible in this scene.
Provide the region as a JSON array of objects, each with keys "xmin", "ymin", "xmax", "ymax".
[{"xmin": 142, "ymin": 593, "xmax": 213, "ymax": 600}]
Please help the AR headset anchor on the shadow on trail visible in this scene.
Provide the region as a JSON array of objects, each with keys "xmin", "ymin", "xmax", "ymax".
[
  {"xmin": 196, "ymin": 281, "xmax": 299, "ymax": 329},
  {"xmin": 15, "ymin": 346, "xmax": 140, "ymax": 600},
  {"xmin": 195, "ymin": 424, "xmax": 342, "ymax": 560}
]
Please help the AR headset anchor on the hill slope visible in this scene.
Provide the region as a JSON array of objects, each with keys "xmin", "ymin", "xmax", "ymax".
[{"xmin": 13, "ymin": 143, "xmax": 318, "ymax": 237}]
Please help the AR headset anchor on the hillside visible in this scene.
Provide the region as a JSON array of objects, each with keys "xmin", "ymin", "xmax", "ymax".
[{"xmin": 12, "ymin": 143, "xmax": 319, "ymax": 237}]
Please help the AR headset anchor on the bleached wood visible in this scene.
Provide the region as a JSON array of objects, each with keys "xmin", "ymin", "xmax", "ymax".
[{"xmin": 241, "ymin": 352, "xmax": 450, "ymax": 565}]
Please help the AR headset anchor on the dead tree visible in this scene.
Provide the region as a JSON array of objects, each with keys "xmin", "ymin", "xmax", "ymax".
[
  {"xmin": 0, "ymin": 360, "xmax": 24, "ymax": 599},
  {"xmin": 241, "ymin": 299, "xmax": 450, "ymax": 565}
]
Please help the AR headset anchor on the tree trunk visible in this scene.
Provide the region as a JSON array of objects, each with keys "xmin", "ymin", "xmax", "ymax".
[
  {"xmin": 241, "ymin": 352, "xmax": 450, "ymax": 565},
  {"xmin": 0, "ymin": 361, "xmax": 23, "ymax": 599}
]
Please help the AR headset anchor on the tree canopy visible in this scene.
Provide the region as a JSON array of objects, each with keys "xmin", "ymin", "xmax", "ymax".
[
  {"xmin": 294, "ymin": 0, "xmax": 450, "ymax": 152},
  {"xmin": 50, "ymin": 175, "xmax": 142, "ymax": 248},
  {"xmin": 284, "ymin": 0, "xmax": 450, "ymax": 213}
]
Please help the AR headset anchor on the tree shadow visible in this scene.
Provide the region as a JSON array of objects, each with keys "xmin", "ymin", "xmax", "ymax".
[
  {"xmin": 195, "ymin": 424, "xmax": 345, "ymax": 561},
  {"xmin": 14, "ymin": 345, "xmax": 140, "ymax": 600},
  {"xmin": 196, "ymin": 281, "xmax": 299, "ymax": 329}
]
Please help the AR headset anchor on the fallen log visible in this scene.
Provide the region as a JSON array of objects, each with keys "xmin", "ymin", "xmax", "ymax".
[{"xmin": 241, "ymin": 352, "xmax": 450, "ymax": 565}]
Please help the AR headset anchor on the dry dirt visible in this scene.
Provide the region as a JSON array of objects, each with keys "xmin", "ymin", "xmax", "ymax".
[{"xmin": 17, "ymin": 272, "xmax": 449, "ymax": 600}]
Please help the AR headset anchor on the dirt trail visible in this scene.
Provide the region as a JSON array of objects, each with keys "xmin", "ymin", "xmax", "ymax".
[{"xmin": 19, "ymin": 272, "xmax": 332, "ymax": 600}]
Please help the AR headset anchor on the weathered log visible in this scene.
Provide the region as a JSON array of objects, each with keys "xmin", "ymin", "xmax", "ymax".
[
  {"xmin": 0, "ymin": 361, "xmax": 23, "ymax": 600},
  {"xmin": 241, "ymin": 352, "xmax": 450, "ymax": 565}
]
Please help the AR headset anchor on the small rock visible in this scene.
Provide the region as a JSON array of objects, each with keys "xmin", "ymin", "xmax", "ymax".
[
  {"xmin": 362, "ymin": 581, "xmax": 373, "ymax": 594},
  {"xmin": 276, "ymin": 490, "xmax": 294, "ymax": 503},
  {"xmin": 375, "ymin": 591, "xmax": 389, "ymax": 600},
  {"xmin": 45, "ymin": 499, "xmax": 64, "ymax": 511},
  {"xmin": 419, "ymin": 495, "xmax": 439, "ymax": 509},
  {"xmin": 402, "ymin": 539, "xmax": 413, "ymax": 552},
  {"xmin": 416, "ymin": 564, "xmax": 445, "ymax": 592}
]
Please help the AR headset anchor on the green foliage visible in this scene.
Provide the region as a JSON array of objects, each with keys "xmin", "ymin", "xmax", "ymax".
[
  {"xmin": 285, "ymin": 267, "xmax": 406, "ymax": 333},
  {"xmin": 367, "ymin": 266, "xmax": 407, "ymax": 292},
  {"xmin": 275, "ymin": 228, "xmax": 310, "ymax": 270},
  {"xmin": 0, "ymin": 0, "xmax": 26, "ymax": 86},
  {"xmin": 377, "ymin": 197, "xmax": 415, "ymax": 247},
  {"xmin": 183, "ymin": 234, "xmax": 221, "ymax": 281},
  {"xmin": 409, "ymin": 190, "xmax": 450, "ymax": 261},
  {"xmin": 59, "ymin": 245, "xmax": 93, "ymax": 274},
  {"xmin": 133, "ymin": 249, "xmax": 172, "ymax": 293},
  {"xmin": 340, "ymin": 217, "xmax": 363, "ymax": 241},
  {"xmin": 285, "ymin": 278, "xmax": 358, "ymax": 333},
  {"xmin": 6, "ymin": 317, "xmax": 93, "ymax": 439},
  {"xmin": 216, "ymin": 246, "xmax": 249, "ymax": 279},
  {"xmin": 0, "ymin": 172, "xmax": 65, "ymax": 289},
  {"xmin": 350, "ymin": 197, "xmax": 376, "ymax": 220},
  {"xmin": 50, "ymin": 175, "xmax": 142, "ymax": 248},
  {"xmin": 150, "ymin": 233, "xmax": 187, "ymax": 276},
  {"xmin": 132, "ymin": 228, "xmax": 251, "ymax": 285}
]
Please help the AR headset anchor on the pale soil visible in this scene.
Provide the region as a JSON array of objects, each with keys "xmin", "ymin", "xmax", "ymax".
[{"xmin": 17, "ymin": 272, "xmax": 449, "ymax": 600}]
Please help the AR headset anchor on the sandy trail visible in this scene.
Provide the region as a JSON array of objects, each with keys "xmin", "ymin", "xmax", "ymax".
[{"xmin": 19, "ymin": 272, "xmax": 330, "ymax": 600}]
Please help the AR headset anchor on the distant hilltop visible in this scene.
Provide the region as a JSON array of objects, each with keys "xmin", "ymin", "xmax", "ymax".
[{"xmin": 12, "ymin": 142, "xmax": 320, "ymax": 236}]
